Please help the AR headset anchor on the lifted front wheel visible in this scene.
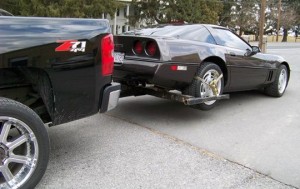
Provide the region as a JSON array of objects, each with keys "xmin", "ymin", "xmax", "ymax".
[{"xmin": 186, "ymin": 62, "xmax": 224, "ymax": 111}]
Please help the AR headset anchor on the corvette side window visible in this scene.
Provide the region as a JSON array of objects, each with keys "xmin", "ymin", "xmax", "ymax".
[
  {"xmin": 180, "ymin": 27, "xmax": 216, "ymax": 44},
  {"xmin": 214, "ymin": 28, "xmax": 250, "ymax": 50}
]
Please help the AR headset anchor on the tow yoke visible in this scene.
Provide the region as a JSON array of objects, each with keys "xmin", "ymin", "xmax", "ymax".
[{"xmin": 120, "ymin": 85, "xmax": 229, "ymax": 105}]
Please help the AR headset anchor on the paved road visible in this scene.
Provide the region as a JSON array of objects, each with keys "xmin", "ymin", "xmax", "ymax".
[
  {"xmin": 252, "ymin": 42, "xmax": 300, "ymax": 50},
  {"xmin": 37, "ymin": 43, "xmax": 299, "ymax": 189}
]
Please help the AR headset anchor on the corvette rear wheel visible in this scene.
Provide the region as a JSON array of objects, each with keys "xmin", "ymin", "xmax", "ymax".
[
  {"xmin": 264, "ymin": 64, "xmax": 288, "ymax": 97},
  {"xmin": 186, "ymin": 62, "xmax": 224, "ymax": 111},
  {"xmin": 0, "ymin": 98, "xmax": 49, "ymax": 189}
]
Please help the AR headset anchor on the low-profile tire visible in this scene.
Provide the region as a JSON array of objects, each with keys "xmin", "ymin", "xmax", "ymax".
[
  {"xmin": 0, "ymin": 97, "xmax": 49, "ymax": 189},
  {"xmin": 264, "ymin": 64, "xmax": 289, "ymax": 97},
  {"xmin": 185, "ymin": 62, "xmax": 224, "ymax": 111}
]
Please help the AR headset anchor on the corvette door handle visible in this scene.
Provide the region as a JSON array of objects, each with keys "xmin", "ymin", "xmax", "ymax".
[{"xmin": 229, "ymin": 52, "xmax": 236, "ymax": 56}]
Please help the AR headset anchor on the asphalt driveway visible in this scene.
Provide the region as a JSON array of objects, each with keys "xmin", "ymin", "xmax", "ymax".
[{"xmin": 37, "ymin": 42, "xmax": 300, "ymax": 189}]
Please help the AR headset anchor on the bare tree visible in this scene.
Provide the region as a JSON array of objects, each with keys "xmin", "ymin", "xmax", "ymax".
[{"xmin": 281, "ymin": 9, "xmax": 297, "ymax": 42}]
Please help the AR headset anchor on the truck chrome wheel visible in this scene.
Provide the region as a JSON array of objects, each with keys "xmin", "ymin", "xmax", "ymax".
[
  {"xmin": 278, "ymin": 69, "xmax": 287, "ymax": 94},
  {"xmin": 200, "ymin": 69, "xmax": 222, "ymax": 105},
  {"xmin": 0, "ymin": 97, "xmax": 49, "ymax": 189},
  {"xmin": 0, "ymin": 117, "xmax": 39, "ymax": 189}
]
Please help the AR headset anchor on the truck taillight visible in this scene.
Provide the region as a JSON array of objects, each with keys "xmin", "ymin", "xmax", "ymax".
[{"xmin": 101, "ymin": 34, "xmax": 114, "ymax": 76}]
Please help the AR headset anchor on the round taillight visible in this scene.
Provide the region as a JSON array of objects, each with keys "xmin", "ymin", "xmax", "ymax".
[
  {"xmin": 133, "ymin": 40, "xmax": 143, "ymax": 54},
  {"xmin": 146, "ymin": 41, "xmax": 157, "ymax": 56}
]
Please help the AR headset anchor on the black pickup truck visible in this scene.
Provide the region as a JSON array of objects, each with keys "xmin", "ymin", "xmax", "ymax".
[{"xmin": 0, "ymin": 16, "xmax": 120, "ymax": 189}]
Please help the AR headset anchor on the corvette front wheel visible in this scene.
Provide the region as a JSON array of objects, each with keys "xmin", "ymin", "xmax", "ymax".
[
  {"xmin": 264, "ymin": 64, "xmax": 289, "ymax": 97},
  {"xmin": 0, "ymin": 97, "xmax": 49, "ymax": 189},
  {"xmin": 186, "ymin": 62, "xmax": 224, "ymax": 111}
]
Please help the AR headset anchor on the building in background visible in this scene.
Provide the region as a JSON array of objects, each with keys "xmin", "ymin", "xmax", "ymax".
[{"xmin": 103, "ymin": 0, "xmax": 137, "ymax": 35}]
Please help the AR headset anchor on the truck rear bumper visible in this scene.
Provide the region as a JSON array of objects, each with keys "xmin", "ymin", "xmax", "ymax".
[{"xmin": 100, "ymin": 82, "xmax": 121, "ymax": 113}]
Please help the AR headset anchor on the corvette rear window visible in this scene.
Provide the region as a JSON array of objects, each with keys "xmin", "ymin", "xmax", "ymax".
[
  {"xmin": 179, "ymin": 27, "xmax": 216, "ymax": 44},
  {"xmin": 135, "ymin": 25, "xmax": 215, "ymax": 44},
  {"xmin": 138, "ymin": 25, "xmax": 200, "ymax": 37}
]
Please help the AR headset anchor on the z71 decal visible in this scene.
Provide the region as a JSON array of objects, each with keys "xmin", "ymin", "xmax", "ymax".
[{"xmin": 56, "ymin": 40, "xmax": 86, "ymax": 52}]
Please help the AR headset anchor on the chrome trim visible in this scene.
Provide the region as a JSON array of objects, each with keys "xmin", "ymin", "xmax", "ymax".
[
  {"xmin": 107, "ymin": 90, "xmax": 121, "ymax": 111},
  {"xmin": 0, "ymin": 117, "xmax": 39, "ymax": 189}
]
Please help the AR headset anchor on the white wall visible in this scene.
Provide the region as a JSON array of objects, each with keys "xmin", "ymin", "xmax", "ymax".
[{"xmin": 105, "ymin": 4, "xmax": 131, "ymax": 35}]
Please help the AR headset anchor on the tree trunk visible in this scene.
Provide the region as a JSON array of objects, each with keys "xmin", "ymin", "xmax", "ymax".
[
  {"xmin": 282, "ymin": 28, "xmax": 288, "ymax": 42},
  {"xmin": 239, "ymin": 29, "xmax": 243, "ymax": 36}
]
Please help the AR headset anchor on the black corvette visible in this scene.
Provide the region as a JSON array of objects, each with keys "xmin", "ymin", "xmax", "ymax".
[{"xmin": 113, "ymin": 24, "xmax": 290, "ymax": 110}]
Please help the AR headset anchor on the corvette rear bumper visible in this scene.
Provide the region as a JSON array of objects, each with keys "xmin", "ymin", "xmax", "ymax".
[{"xmin": 113, "ymin": 60, "xmax": 199, "ymax": 89}]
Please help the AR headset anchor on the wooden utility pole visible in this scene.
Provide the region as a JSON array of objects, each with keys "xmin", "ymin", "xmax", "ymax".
[
  {"xmin": 259, "ymin": 0, "xmax": 266, "ymax": 50},
  {"xmin": 276, "ymin": 0, "xmax": 281, "ymax": 42}
]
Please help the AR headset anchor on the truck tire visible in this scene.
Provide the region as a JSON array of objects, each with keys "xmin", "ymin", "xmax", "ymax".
[
  {"xmin": 186, "ymin": 62, "xmax": 224, "ymax": 111},
  {"xmin": 264, "ymin": 64, "xmax": 288, "ymax": 97},
  {"xmin": 0, "ymin": 97, "xmax": 49, "ymax": 189}
]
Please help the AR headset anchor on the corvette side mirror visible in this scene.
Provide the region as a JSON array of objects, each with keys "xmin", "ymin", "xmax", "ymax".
[
  {"xmin": 252, "ymin": 46, "xmax": 261, "ymax": 54},
  {"xmin": 245, "ymin": 46, "xmax": 261, "ymax": 56}
]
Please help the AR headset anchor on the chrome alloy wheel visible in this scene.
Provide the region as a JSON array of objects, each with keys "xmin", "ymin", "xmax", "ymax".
[
  {"xmin": 278, "ymin": 69, "xmax": 287, "ymax": 94},
  {"xmin": 199, "ymin": 69, "xmax": 222, "ymax": 105},
  {"xmin": 0, "ymin": 116, "xmax": 39, "ymax": 189}
]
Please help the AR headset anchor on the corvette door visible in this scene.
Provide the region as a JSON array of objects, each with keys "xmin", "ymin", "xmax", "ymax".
[{"xmin": 212, "ymin": 28, "xmax": 269, "ymax": 91}]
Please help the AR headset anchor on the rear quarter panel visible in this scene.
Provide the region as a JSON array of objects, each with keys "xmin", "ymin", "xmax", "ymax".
[{"xmin": 0, "ymin": 17, "xmax": 111, "ymax": 125}]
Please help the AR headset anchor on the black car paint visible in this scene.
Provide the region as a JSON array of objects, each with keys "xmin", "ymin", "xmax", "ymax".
[
  {"xmin": 113, "ymin": 24, "xmax": 289, "ymax": 93},
  {"xmin": 206, "ymin": 25, "xmax": 283, "ymax": 91},
  {"xmin": 0, "ymin": 16, "xmax": 113, "ymax": 125}
]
